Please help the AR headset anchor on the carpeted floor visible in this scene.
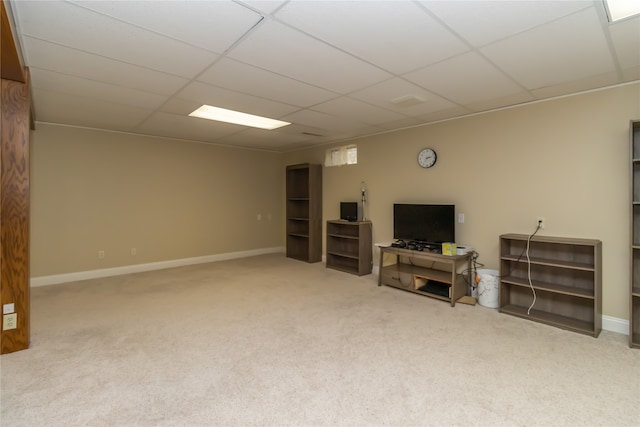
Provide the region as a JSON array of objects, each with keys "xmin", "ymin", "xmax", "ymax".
[{"xmin": 1, "ymin": 254, "xmax": 639, "ymax": 426}]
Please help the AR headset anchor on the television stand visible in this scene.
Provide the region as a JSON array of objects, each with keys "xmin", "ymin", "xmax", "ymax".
[{"xmin": 378, "ymin": 245, "xmax": 472, "ymax": 306}]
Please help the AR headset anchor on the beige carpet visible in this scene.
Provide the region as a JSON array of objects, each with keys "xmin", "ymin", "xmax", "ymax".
[{"xmin": 1, "ymin": 254, "xmax": 639, "ymax": 426}]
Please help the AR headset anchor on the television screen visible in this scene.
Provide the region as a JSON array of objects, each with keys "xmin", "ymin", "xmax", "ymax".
[{"xmin": 393, "ymin": 204, "xmax": 455, "ymax": 244}]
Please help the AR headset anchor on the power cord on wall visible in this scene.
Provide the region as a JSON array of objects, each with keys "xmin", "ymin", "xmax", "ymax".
[
  {"xmin": 462, "ymin": 250, "xmax": 483, "ymax": 295},
  {"xmin": 526, "ymin": 221, "xmax": 542, "ymax": 315}
]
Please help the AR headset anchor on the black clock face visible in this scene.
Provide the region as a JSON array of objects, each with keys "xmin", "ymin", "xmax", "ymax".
[{"xmin": 418, "ymin": 148, "xmax": 437, "ymax": 168}]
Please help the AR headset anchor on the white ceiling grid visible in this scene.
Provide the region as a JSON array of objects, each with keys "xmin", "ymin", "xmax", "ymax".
[{"xmin": 9, "ymin": 0, "xmax": 640, "ymax": 152}]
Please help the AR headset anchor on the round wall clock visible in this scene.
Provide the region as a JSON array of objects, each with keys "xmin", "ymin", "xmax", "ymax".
[{"xmin": 417, "ymin": 148, "xmax": 437, "ymax": 168}]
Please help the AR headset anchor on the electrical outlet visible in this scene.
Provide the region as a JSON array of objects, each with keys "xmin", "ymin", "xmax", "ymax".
[
  {"xmin": 537, "ymin": 217, "xmax": 545, "ymax": 229},
  {"xmin": 3, "ymin": 313, "xmax": 17, "ymax": 330},
  {"xmin": 98, "ymin": 250, "xmax": 105, "ymax": 259},
  {"xmin": 131, "ymin": 248, "xmax": 137, "ymax": 256}
]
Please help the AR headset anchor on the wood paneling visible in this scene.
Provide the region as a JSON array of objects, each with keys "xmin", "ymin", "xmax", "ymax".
[
  {"xmin": 1, "ymin": 1, "xmax": 25, "ymax": 83},
  {"xmin": 1, "ymin": 76, "xmax": 30, "ymax": 354}
]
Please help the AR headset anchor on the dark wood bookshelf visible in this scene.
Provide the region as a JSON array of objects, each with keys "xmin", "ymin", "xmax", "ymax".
[{"xmin": 286, "ymin": 164, "xmax": 322, "ymax": 263}]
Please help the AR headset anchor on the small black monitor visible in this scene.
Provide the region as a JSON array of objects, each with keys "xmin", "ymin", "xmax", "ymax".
[{"xmin": 340, "ymin": 202, "xmax": 358, "ymax": 222}]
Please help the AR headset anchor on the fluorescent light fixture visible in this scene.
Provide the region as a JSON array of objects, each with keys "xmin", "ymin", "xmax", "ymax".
[
  {"xmin": 189, "ymin": 105, "xmax": 290, "ymax": 130},
  {"xmin": 604, "ymin": 0, "xmax": 640, "ymax": 22}
]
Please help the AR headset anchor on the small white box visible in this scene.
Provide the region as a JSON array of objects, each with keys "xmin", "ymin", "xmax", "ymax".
[{"xmin": 456, "ymin": 246, "xmax": 473, "ymax": 255}]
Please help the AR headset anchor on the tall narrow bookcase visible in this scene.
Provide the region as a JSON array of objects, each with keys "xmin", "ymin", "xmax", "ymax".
[
  {"xmin": 286, "ymin": 163, "xmax": 322, "ymax": 263},
  {"xmin": 630, "ymin": 120, "xmax": 640, "ymax": 348},
  {"xmin": 499, "ymin": 234, "xmax": 602, "ymax": 337}
]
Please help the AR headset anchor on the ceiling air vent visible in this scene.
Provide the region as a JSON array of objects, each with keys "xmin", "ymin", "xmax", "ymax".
[{"xmin": 390, "ymin": 94, "xmax": 426, "ymax": 108}]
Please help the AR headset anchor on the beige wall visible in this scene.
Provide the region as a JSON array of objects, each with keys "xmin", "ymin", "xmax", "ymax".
[
  {"xmin": 31, "ymin": 124, "xmax": 283, "ymax": 276},
  {"xmin": 285, "ymin": 83, "xmax": 640, "ymax": 320},
  {"xmin": 31, "ymin": 84, "xmax": 639, "ymax": 319}
]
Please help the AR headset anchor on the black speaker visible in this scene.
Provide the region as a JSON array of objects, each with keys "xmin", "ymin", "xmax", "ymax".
[{"xmin": 340, "ymin": 202, "xmax": 358, "ymax": 222}]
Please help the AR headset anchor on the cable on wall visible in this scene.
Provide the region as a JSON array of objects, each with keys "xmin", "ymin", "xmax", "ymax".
[{"xmin": 526, "ymin": 223, "xmax": 542, "ymax": 315}]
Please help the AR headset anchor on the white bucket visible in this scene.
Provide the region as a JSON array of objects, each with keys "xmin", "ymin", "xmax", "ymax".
[{"xmin": 477, "ymin": 269, "xmax": 499, "ymax": 308}]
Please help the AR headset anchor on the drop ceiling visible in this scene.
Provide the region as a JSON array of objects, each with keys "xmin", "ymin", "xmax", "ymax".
[{"xmin": 7, "ymin": 0, "xmax": 640, "ymax": 152}]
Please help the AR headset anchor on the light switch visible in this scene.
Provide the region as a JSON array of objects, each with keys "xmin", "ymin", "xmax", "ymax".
[{"xmin": 3, "ymin": 303, "xmax": 14, "ymax": 314}]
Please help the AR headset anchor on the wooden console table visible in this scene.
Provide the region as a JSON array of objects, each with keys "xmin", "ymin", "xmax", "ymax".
[{"xmin": 378, "ymin": 245, "xmax": 472, "ymax": 307}]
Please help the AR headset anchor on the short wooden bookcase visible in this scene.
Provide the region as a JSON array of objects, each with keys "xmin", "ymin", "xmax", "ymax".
[
  {"xmin": 499, "ymin": 234, "xmax": 602, "ymax": 337},
  {"xmin": 325, "ymin": 220, "xmax": 372, "ymax": 276}
]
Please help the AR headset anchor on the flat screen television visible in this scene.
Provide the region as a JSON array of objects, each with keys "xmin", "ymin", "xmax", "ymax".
[{"xmin": 393, "ymin": 204, "xmax": 455, "ymax": 244}]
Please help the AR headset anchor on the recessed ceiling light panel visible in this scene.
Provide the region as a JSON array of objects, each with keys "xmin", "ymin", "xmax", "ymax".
[
  {"xmin": 189, "ymin": 105, "xmax": 291, "ymax": 130},
  {"xmin": 604, "ymin": 0, "xmax": 640, "ymax": 22}
]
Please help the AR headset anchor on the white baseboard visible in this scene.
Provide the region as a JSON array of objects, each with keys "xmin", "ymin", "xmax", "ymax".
[
  {"xmin": 602, "ymin": 315, "xmax": 629, "ymax": 335},
  {"xmin": 30, "ymin": 246, "xmax": 285, "ymax": 287}
]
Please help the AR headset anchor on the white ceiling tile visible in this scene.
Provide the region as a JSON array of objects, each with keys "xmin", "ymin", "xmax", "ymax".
[
  {"xmin": 404, "ymin": 52, "xmax": 527, "ymax": 105},
  {"xmin": 323, "ymin": 125, "xmax": 387, "ymax": 142},
  {"xmin": 10, "ymin": 0, "xmax": 638, "ymax": 152},
  {"xmin": 33, "ymin": 90, "xmax": 151, "ymax": 132},
  {"xmin": 311, "ymin": 97, "xmax": 407, "ymax": 126},
  {"xmin": 160, "ymin": 98, "xmax": 203, "ymax": 116},
  {"xmin": 21, "ymin": 37, "xmax": 189, "ymax": 96},
  {"xmin": 608, "ymin": 15, "xmax": 640, "ymax": 70},
  {"xmin": 30, "ymin": 68, "xmax": 168, "ymax": 110},
  {"xmin": 274, "ymin": 122, "xmax": 336, "ymax": 144},
  {"xmin": 227, "ymin": 20, "xmax": 391, "ymax": 93},
  {"xmin": 530, "ymin": 71, "xmax": 624, "ymax": 99},
  {"xmin": 197, "ymin": 58, "xmax": 338, "ymax": 107},
  {"xmin": 271, "ymin": 123, "xmax": 329, "ymax": 139},
  {"xmin": 413, "ymin": 105, "xmax": 475, "ymax": 126},
  {"xmin": 481, "ymin": 8, "xmax": 616, "ymax": 90},
  {"xmin": 175, "ymin": 82, "xmax": 300, "ymax": 118},
  {"xmin": 422, "ymin": 0, "xmax": 593, "ymax": 47},
  {"xmin": 622, "ymin": 66, "xmax": 640, "ymax": 81},
  {"xmin": 379, "ymin": 105, "xmax": 474, "ymax": 129},
  {"xmin": 465, "ymin": 91, "xmax": 535, "ymax": 112},
  {"xmin": 371, "ymin": 116, "xmax": 435, "ymax": 131},
  {"xmin": 135, "ymin": 112, "xmax": 242, "ymax": 142},
  {"xmin": 14, "ymin": 1, "xmax": 217, "ymax": 78},
  {"xmin": 71, "ymin": 0, "xmax": 263, "ymax": 54},
  {"xmin": 281, "ymin": 109, "xmax": 373, "ymax": 133},
  {"xmin": 236, "ymin": 0, "xmax": 287, "ymax": 15},
  {"xmin": 275, "ymin": 0, "xmax": 469, "ymax": 74},
  {"xmin": 215, "ymin": 128, "xmax": 317, "ymax": 150},
  {"xmin": 350, "ymin": 78, "xmax": 459, "ymax": 116}
]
